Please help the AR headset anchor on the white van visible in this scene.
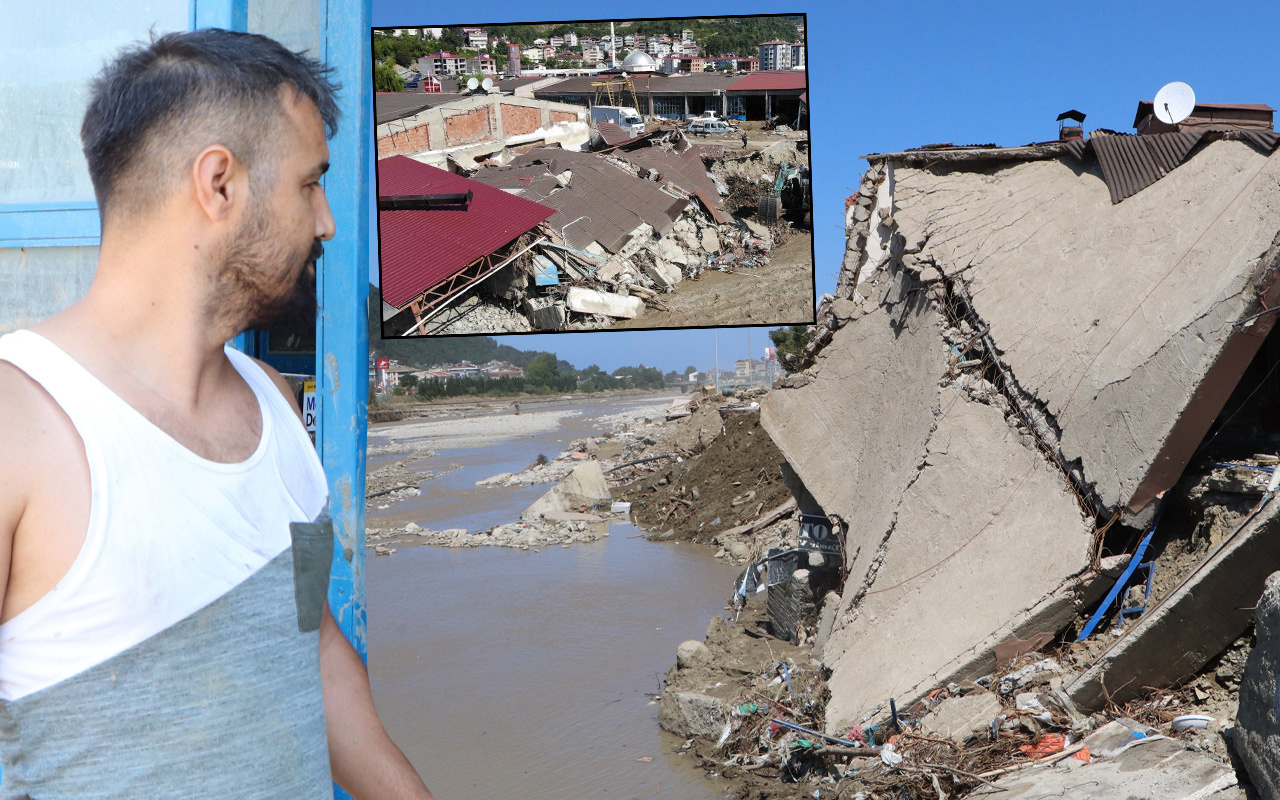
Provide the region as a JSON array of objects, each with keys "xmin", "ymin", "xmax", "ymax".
[{"xmin": 689, "ymin": 119, "xmax": 735, "ymax": 136}]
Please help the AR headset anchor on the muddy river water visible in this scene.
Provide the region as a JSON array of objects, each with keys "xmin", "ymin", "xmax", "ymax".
[{"xmin": 366, "ymin": 396, "xmax": 739, "ymax": 799}]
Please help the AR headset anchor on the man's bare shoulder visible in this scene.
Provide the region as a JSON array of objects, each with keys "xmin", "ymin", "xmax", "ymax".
[
  {"xmin": 0, "ymin": 362, "xmax": 62, "ymax": 531},
  {"xmin": 248, "ymin": 356, "xmax": 304, "ymax": 423}
]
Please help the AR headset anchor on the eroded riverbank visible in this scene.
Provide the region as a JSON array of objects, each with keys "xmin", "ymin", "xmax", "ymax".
[{"xmin": 365, "ymin": 393, "xmax": 741, "ymax": 800}]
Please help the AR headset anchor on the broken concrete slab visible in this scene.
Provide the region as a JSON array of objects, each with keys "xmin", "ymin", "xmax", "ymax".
[
  {"xmin": 522, "ymin": 297, "xmax": 566, "ymax": 330},
  {"xmin": 918, "ymin": 690, "xmax": 1003, "ymax": 744},
  {"xmin": 642, "ymin": 259, "xmax": 683, "ymax": 289},
  {"xmin": 965, "ymin": 721, "xmax": 1238, "ymax": 799},
  {"xmin": 522, "ymin": 461, "xmax": 612, "ymax": 519},
  {"xmin": 1067, "ymin": 497, "xmax": 1280, "ymax": 710},
  {"xmin": 1235, "ymin": 571, "xmax": 1280, "ymax": 798},
  {"xmin": 565, "ymin": 286, "xmax": 644, "ymax": 319},
  {"xmin": 700, "ymin": 227, "xmax": 721, "ymax": 253},
  {"xmin": 884, "ymin": 140, "xmax": 1280, "ymax": 514},
  {"xmin": 761, "ymin": 286, "xmax": 1093, "ymax": 731},
  {"xmin": 818, "ymin": 393, "xmax": 1092, "ymax": 730},
  {"xmin": 657, "ymin": 690, "xmax": 731, "ymax": 739},
  {"xmin": 655, "ymin": 237, "xmax": 693, "ymax": 267}
]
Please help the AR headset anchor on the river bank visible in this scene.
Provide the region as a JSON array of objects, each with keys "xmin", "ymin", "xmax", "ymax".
[{"xmin": 364, "ymin": 392, "xmax": 744, "ymax": 800}]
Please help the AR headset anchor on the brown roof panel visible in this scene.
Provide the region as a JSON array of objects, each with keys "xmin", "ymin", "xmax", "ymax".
[
  {"xmin": 535, "ymin": 72, "xmax": 738, "ymax": 98},
  {"xmin": 375, "ymin": 92, "xmax": 467, "ymax": 125},
  {"xmin": 614, "ymin": 143, "xmax": 731, "ymax": 224},
  {"xmin": 492, "ymin": 149, "xmax": 688, "ymax": 252},
  {"xmin": 1090, "ymin": 130, "xmax": 1205, "ymax": 204}
]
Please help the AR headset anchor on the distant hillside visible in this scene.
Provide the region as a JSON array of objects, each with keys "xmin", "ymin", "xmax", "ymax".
[{"xmin": 367, "ymin": 285, "xmax": 570, "ymax": 372}]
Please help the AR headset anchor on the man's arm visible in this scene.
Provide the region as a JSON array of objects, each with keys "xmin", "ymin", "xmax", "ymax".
[{"xmin": 320, "ymin": 607, "xmax": 435, "ymax": 799}]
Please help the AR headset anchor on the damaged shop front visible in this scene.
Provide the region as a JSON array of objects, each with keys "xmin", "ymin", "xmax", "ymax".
[{"xmin": 656, "ymin": 106, "xmax": 1280, "ymax": 797}]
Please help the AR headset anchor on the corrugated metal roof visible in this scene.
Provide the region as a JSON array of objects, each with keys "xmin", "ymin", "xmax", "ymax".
[
  {"xmin": 375, "ymin": 92, "xmax": 467, "ymax": 125},
  {"xmin": 1133, "ymin": 101, "xmax": 1275, "ymax": 129},
  {"xmin": 727, "ymin": 71, "xmax": 808, "ymax": 92},
  {"xmin": 1241, "ymin": 130, "xmax": 1280, "ymax": 153},
  {"xmin": 596, "ymin": 121, "xmax": 631, "ymax": 146},
  {"xmin": 377, "ymin": 156, "xmax": 555, "ymax": 308},
  {"xmin": 614, "ymin": 144, "xmax": 731, "ymax": 224},
  {"xmin": 480, "ymin": 148, "xmax": 688, "ymax": 252},
  {"xmin": 1090, "ymin": 130, "xmax": 1205, "ymax": 204},
  {"xmin": 535, "ymin": 73, "xmax": 738, "ymax": 97}
]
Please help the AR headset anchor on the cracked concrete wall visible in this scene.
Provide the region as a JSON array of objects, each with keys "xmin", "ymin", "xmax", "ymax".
[
  {"xmin": 762, "ymin": 271, "xmax": 1093, "ymax": 731},
  {"xmin": 888, "ymin": 140, "xmax": 1280, "ymax": 512},
  {"xmin": 764, "ymin": 138, "xmax": 1280, "ymax": 735},
  {"xmin": 820, "ymin": 395, "xmax": 1091, "ymax": 729},
  {"xmin": 762, "ymin": 279, "xmax": 946, "ymax": 583}
]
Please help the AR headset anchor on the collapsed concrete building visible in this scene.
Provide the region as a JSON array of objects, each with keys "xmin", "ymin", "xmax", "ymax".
[
  {"xmin": 378, "ymin": 124, "xmax": 801, "ymax": 335},
  {"xmin": 760, "ymin": 106, "xmax": 1280, "ymax": 737}
]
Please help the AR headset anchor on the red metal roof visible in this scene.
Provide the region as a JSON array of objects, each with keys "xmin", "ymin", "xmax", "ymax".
[
  {"xmin": 377, "ymin": 156, "xmax": 555, "ymax": 308},
  {"xmin": 728, "ymin": 71, "xmax": 808, "ymax": 92}
]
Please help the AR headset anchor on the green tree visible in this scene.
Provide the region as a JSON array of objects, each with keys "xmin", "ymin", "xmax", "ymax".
[
  {"xmin": 374, "ymin": 59, "xmax": 404, "ymax": 92},
  {"xmin": 399, "ymin": 373, "xmax": 419, "ymax": 391},
  {"xmin": 683, "ymin": 365, "xmax": 698, "ymax": 375},
  {"xmin": 525, "ymin": 353, "xmax": 560, "ymax": 389},
  {"xmin": 769, "ymin": 325, "xmax": 812, "ymax": 373}
]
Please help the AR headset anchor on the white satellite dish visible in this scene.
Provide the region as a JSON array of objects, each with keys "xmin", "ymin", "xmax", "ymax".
[
  {"xmin": 481, "ymin": 77, "xmax": 494, "ymax": 93},
  {"xmin": 466, "ymin": 77, "xmax": 480, "ymax": 92},
  {"xmin": 1154, "ymin": 81, "xmax": 1195, "ymax": 124}
]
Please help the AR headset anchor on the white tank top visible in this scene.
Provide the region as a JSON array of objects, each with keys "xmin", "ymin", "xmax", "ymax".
[{"xmin": 0, "ymin": 330, "xmax": 329, "ymax": 700}]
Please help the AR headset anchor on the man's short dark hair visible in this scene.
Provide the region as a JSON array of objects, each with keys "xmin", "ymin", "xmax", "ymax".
[{"xmin": 82, "ymin": 28, "xmax": 341, "ymax": 224}]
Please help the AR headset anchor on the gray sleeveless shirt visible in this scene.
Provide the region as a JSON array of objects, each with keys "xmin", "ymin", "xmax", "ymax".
[{"xmin": 0, "ymin": 332, "xmax": 335, "ymax": 799}]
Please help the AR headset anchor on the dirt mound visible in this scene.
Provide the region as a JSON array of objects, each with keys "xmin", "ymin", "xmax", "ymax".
[{"xmin": 618, "ymin": 411, "xmax": 791, "ymax": 542}]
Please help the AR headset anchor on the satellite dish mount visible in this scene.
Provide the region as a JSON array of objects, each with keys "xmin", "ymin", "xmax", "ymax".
[{"xmin": 1154, "ymin": 81, "xmax": 1195, "ymax": 125}]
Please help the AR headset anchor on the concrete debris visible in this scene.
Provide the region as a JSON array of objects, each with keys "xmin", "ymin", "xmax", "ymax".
[
  {"xmin": 1232, "ymin": 571, "xmax": 1280, "ymax": 797},
  {"xmin": 918, "ymin": 690, "xmax": 1004, "ymax": 744},
  {"xmin": 523, "ymin": 460, "xmax": 613, "ymax": 519},
  {"xmin": 397, "ymin": 125, "xmax": 801, "ymax": 334},
  {"xmin": 676, "ymin": 640, "xmax": 713, "ymax": 669},
  {"xmin": 1068, "ymin": 496, "xmax": 1280, "ymax": 709},
  {"xmin": 564, "ymin": 286, "xmax": 644, "ymax": 319},
  {"xmin": 756, "ymin": 133, "xmax": 1280, "ymax": 746},
  {"xmin": 970, "ymin": 718, "xmax": 1239, "ymax": 799}
]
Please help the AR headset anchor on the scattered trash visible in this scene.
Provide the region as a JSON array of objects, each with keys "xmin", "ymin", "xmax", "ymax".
[
  {"xmin": 879, "ymin": 743, "xmax": 903, "ymax": 768},
  {"xmin": 635, "ymin": 756, "xmax": 653, "ymax": 763},
  {"xmin": 1171, "ymin": 714, "xmax": 1214, "ymax": 732},
  {"xmin": 1019, "ymin": 733, "xmax": 1068, "ymax": 758}
]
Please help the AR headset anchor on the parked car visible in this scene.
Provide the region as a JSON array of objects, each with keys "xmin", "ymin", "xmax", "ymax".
[{"xmin": 689, "ymin": 119, "xmax": 735, "ymax": 136}]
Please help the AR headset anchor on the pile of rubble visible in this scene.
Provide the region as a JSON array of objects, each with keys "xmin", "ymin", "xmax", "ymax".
[
  {"xmin": 448, "ymin": 132, "xmax": 781, "ymax": 331},
  {"xmin": 367, "ymin": 515, "xmax": 611, "ymax": 555},
  {"xmin": 640, "ymin": 131, "xmax": 1280, "ymax": 796}
]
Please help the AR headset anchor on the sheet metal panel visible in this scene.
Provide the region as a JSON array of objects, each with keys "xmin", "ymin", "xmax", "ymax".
[
  {"xmin": 377, "ymin": 156, "xmax": 554, "ymax": 307},
  {"xmin": 1091, "ymin": 131, "xmax": 1204, "ymax": 204},
  {"xmin": 616, "ymin": 144, "xmax": 731, "ymax": 224},
  {"xmin": 506, "ymin": 148, "xmax": 687, "ymax": 251},
  {"xmin": 727, "ymin": 71, "xmax": 808, "ymax": 92},
  {"xmin": 1242, "ymin": 130, "xmax": 1280, "ymax": 153},
  {"xmin": 375, "ymin": 92, "xmax": 466, "ymax": 124}
]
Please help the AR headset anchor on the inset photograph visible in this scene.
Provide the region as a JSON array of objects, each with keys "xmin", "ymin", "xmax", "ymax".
[{"xmin": 373, "ymin": 16, "xmax": 813, "ymax": 336}]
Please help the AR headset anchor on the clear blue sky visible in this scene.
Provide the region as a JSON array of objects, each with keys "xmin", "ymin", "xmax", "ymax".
[{"xmin": 369, "ymin": 0, "xmax": 1280, "ymax": 372}]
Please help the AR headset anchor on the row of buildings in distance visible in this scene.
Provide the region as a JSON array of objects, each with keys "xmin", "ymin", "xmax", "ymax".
[{"xmin": 389, "ymin": 25, "xmax": 804, "ymax": 78}]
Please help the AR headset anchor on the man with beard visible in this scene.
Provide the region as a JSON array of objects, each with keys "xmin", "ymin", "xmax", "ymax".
[{"xmin": 0, "ymin": 30, "xmax": 433, "ymax": 800}]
